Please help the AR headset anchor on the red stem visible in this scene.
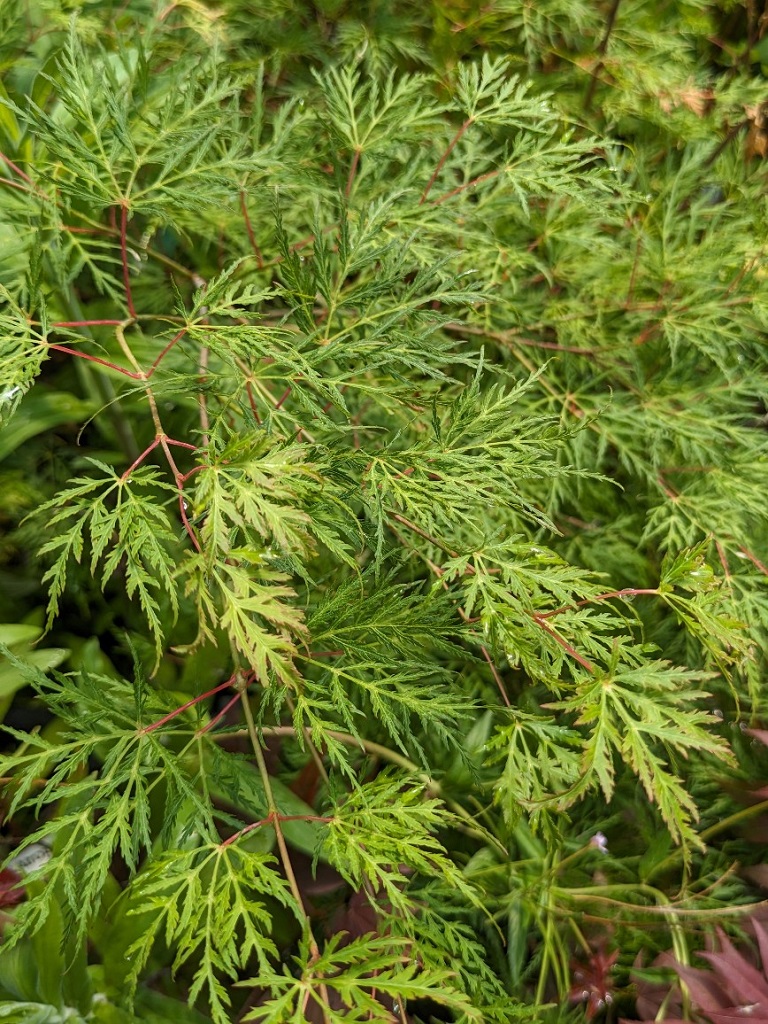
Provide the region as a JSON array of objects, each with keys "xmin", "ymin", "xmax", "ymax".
[
  {"xmin": 511, "ymin": 336, "xmax": 596, "ymax": 355},
  {"xmin": 142, "ymin": 675, "xmax": 241, "ymax": 733},
  {"xmin": 421, "ymin": 117, "xmax": 474, "ymax": 204},
  {"xmin": 160, "ymin": 436, "xmax": 201, "ymax": 552},
  {"xmin": 532, "ymin": 614, "xmax": 595, "ymax": 674},
  {"xmin": 481, "ymin": 644, "xmax": 511, "ymax": 708},
  {"xmin": 739, "ymin": 546, "xmax": 768, "ymax": 576},
  {"xmin": 0, "ymin": 151, "xmax": 35, "ymax": 187},
  {"xmin": 633, "ymin": 322, "xmax": 662, "ymax": 347},
  {"xmin": 625, "ymin": 238, "xmax": 642, "ymax": 305},
  {"xmin": 240, "ymin": 191, "xmax": 264, "ymax": 269},
  {"xmin": 123, "ymin": 437, "xmax": 195, "ymax": 481},
  {"xmin": 222, "ymin": 813, "xmax": 334, "ymax": 847},
  {"xmin": 148, "ymin": 327, "xmax": 188, "ymax": 375},
  {"xmin": 46, "ymin": 343, "xmax": 142, "ymax": 379},
  {"xmin": 716, "ymin": 540, "xmax": 731, "ymax": 580},
  {"xmin": 0, "ymin": 176, "xmax": 34, "ymax": 195},
  {"xmin": 432, "ymin": 168, "xmax": 501, "ymax": 206},
  {"xmin": 61, "ymin": 225, "xmax": 111, "ymax": 235},
  {"xmin": 274, "ymin": 386, "xmax": 292, "ymax": 410},
  {"xmin": 121, "ymin": 436, "xmax": 162, "ymax": 480},
  {"xmin": 197, "ymin": 692, "xmax": 242, "ymax": 735},
  {"xmin": 537, "ymin": 588, "xmax": 660, "ymax": 620},
  {"xmin": 120, "ymin": 203, "xmax": 137, "ymax": 318},
  {"xmin": 179, "ymin": 465, "xmax": 205, "ymax": 484},
  {"xmin": 175, "ymin": 489, "xmax": 200, "ymax": 551},
  {"xmin": 245, "ymin": 381, "xmax": 261, "ymax": 423}
]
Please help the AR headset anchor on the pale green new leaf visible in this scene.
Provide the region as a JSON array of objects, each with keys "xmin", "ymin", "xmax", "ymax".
[
  {"xmin": 487, "ymin": 711, "xmax": 583, "ymax": 827},
  {"xmin": 322, "ymin": 773, "xmax": 477, "ymax": 912},
  {"xmin": 178, "ymin": 549, "xmax": 304, "ymax": 684},
  {"xmin": 245, "ymin": 932, "xmax": 481, "ymax": 1024},
  {"xmin": 125, "ymin": 844, "xmax": 296, "ymax": 1024},
  {"xmin": 548, "ymin": 650, "xmax": 733, "ymax": 850},
  {"xmin": 34, "ymin": 461, "xmax": 179, "ymax": 656},
  {"xmin": 0, "ymin": 287, "xmax": 47, "ymax": 422}
]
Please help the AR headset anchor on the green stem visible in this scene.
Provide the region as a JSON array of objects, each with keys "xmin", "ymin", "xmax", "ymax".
[
  {"xmin": 217, "ymin": 724, "xmax": 507, "ymax": 854},
  {"xmin": 645, "ymin": 799, "xmax": 768, "ymax": 883},
  {"xmin": 237, "ymin": 684, "xmax": 332, "ymax": 1023}
]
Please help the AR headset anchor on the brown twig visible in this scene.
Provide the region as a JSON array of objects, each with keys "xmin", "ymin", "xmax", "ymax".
[
  {"xmin": 584, "ymin": 0, "xmax": 622, "ymax": 112},
  {"xmin": 52, "ymin": 319, "xmax": 125, "ymax": 328},
  {"xmin": 221, "ymin": 812, "xmax": 334, "ymax": 848},
  {"xmin": 148, "ymin": 327, "xmax": 188, "ymax": 375},
  {"xmin": 240, "ymin": 190, "xmax": 264, "ymax": 269},
  {"xmin": 421, "ymin": 117, "xmax": 474, "ymax": 204},
  {"xmin": 739, "ymin": 545, "xmax": 768, "ymax": 576},
  {"xmin": 480, "ymin": 644, "xmax": 511, "ymax": 708},
  {"xmin": 46, "ymin": 342, "xmax": 142, "ymax": 379},
  {"xmin": 532, "ymin": 614, "xmax": 595, "ymax": 674}
]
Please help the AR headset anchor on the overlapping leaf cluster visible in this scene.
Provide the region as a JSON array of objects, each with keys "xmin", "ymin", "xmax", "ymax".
[{"xmin": 0, "ymin": 1, "xmax": 766, "ymax": 1022}]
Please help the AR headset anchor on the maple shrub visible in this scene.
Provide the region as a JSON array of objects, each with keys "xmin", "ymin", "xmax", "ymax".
[{"xmin": 0, "ymin": 1, "xmax": 767, "ymax": 1022}]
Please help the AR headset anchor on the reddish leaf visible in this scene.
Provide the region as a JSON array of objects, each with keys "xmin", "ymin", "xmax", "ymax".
[
  {"xmin": 743, "ymin": 866, "xmax": 768, "ymax": 890},
  {"xmin": 622, "ymin": 1019, "xmax": 688, "ymax": 1024},
  {"xmin": 633, "ymin": 927, "xmax": 768, "ymax": 1024},
  {"xmin": 0, "ymin": 868, "xmax": 24, "ymax": 908},
  {"xmin": 633, "ymin": 951, "xmax": 685, "ymax": 1021},
  {"xmin": 697, "ymin": 929, "xmax": 768, "ymax": 1007},
  {"xmin": 672, "ymin": 961, "xmax": 733, "ymax": 1013},
  {"xmin": 706, "ymin": 1012, "xmax": 768, "ymax": 1024},
  {"xmin": 330, "ymin": 889, "xmax": 379, "ymax": 940},
  {"xmin": 570, "ymin": 947, "xmax": 619, "ymax": 1019}
]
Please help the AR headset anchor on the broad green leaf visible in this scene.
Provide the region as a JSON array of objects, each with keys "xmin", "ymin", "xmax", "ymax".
[{"xmin": 0, "ymin": 391, "xmax": 95, "ymax": 463}]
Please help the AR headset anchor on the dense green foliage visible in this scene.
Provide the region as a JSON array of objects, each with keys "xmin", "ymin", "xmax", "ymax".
[{"xmin": 1, "ymin": 1, "xmax": 767, "ymax": 1021}]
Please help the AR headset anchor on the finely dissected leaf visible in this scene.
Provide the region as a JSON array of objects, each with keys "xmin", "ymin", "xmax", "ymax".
[
  {"xmin": 321, "ymin": 773, "xmax": 477, "ymax": 912},
  {"xmin": 487, "ymin": 711, "xmax": 583, "ymax": 827},
  {"xmin": 244, "ymin": 931, "xmax": 481, "ymax": 1023},
  {"xmin": 546, "ymin": 651, "xmax": 734, "ymax": 850},
  {"xmin": 359, "ymin": 369, "xmax": 571, "ymax": 562},
  {"xmin": 295, "ymin": 575, "xmax": 473, "ymax": 762},
  {"xmin": 125, "ymin": 844, "xmax": 295, "ymax": 1024},
  {"xmin": 455, "ymin": 56, "xmax": 548, "ymax": 124},
  {"xmin": 1, "ymin": 4, "xmax": 767, "ymax": 1022},
  {"xmin": 385, "ymin": 907, "xmax": 526, "ymax": 1022},
  {"xmin": 0, "ymin": 288, "xmax": 48, "ymax": 422},
  {"xmin": 0, "ymin": 661, "xmax": 219, "ymax": 941},
  {"xmin": 2, "ymin": 26, "xmax": 249, "ymax": 216},
  {"xmin": 307, "ymin": 569, "xmax": 460, "ymax": 660},
  {"xmin": 192, "ymin": 433, "xmax": 318, "ymax": 557},
  {"xmin": 178, "ymin": 550, "xmax": 304, "ymax": 684},
  {"xmin": 34, "ymin": 461, "xmax": 179, "ymax": 656},
  {"xmin": 0, "ymin": 651, "xmax": 301, "ymax": 958},
  {"xmin": 317, "ymin": 65, "xmax": 445, "ymax": 154},
  {"xmin": 296, "ymin": 657, "xmax": 471, "ymax": 766}
]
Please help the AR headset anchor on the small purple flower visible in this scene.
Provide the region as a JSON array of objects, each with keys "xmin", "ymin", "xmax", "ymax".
[{"xmin": 590, "ymin": 831, "xmax": 609, "ymax": 854}]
